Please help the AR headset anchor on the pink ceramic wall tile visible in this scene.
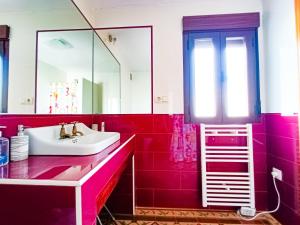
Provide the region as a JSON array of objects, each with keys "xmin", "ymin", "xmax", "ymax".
[
  {"xmin": 272, "ymin": 201, "xmax": 300, "ymax": 225},
  {"xmin": 254, "ymin": 172, "xmax": 268, "ymax": 192},
  {"xmin": 265, "ymin": 114, "xmax": 300, "ymax": 225},
  {"xmin": 94, "ymin": 114, "xmax": 154, "ymax": 134},
  {"xmin": 253, "ymin": 151, "xmax": 267, "ymax": 172},
  {"xmin": 267, "ymin": 136, "xmax": 298, "ymax": 162},
  {"xmin": 154, "ymin": 189, "xmax": 202, "ymax": 208},
  {"xmin": 136, "ymin": 188, "xmax": 154, "ymax": 207},
  {"xmin": 135, "ymin": 170, "xmax": 181, "ymax": 189},
  {"xmin": 255, "ymin": 191, "xmax": 268, "ymax": 211},
  {"xmin": 153, "ymin": 152, "xmax": 196, "ymax": 171},
  {"xmin": 135, "ymin": 133, "xmax": 173, "ymax": 152},
  {"xmin": 135, "ymin": 152, "xmax": 154, "ymax": 170},
  {"xmin": 152, "ymin": 114, "xmax": 175, "ymax": 133},
  {"xmin": 180, "ymin": 171, "xmax": 200, "ymax": 190}
]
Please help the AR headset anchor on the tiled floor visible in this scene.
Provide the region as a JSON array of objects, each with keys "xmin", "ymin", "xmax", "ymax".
[{"xmin": 113, "ymin": 208, "xmax": 282, "ymax": 225}]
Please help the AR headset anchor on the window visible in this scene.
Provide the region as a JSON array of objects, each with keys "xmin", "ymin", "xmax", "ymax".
[
  {"xmin": 0, "ymin": 25, "xmax": 9, "ymax": 113},
  {"xmin": 183, "ymin": 13, "xmax": 261, "ymax": 124}
]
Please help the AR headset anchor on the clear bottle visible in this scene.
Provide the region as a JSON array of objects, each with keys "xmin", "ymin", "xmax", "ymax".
[{"xmin": 0, "ymin": 126, "xmax": 9, "ymax": 167}]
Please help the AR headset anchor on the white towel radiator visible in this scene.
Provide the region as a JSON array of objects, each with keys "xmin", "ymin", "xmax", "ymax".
[{"xmin": 201, "ymin": 124, "xmax": 255, "ymax": 208}]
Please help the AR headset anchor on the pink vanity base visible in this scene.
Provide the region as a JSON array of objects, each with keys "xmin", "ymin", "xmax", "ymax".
[
  {"xmin": 0, "ymin": 133, "xmax": 135, "ymax": 225},
  {"xmin": 81, "ymin": 139, "xmax": 134, "ymax": 225},
  {"xmin": 0, "ymin": 185, "xmax": 76, "ymax": 225}
]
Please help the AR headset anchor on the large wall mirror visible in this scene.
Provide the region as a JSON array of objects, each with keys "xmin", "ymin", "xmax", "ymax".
[
  {"xmin": 36, "ymin": 30, "xmax": 94, "ymax": 114},
  {"xmin": 36, "ymin": 30, "xmax": 123, "ymax": 115},
  {"xmin": 0, "ymin": 0, "xmax": 91, "ymax": 114},
  {"xmin": 0, "ymin": 0, "xmax": 152, "ymax": 114}
]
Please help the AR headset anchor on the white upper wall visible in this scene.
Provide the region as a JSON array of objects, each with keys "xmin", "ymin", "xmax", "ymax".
[
  {"xmin": 262, "ymin": 0, "xmax": 299, "ymax": 114},
  {"xmin": 90, "ymin": 0, "xmax": 264, "ymax": 114}
]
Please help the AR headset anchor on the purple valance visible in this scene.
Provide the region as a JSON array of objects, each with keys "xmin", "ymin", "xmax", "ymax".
[
  {"xmin": 0, "ymin": 25, "xmax": 9, "ymax": 39},
  {"xmin": 183, "ymin": 12, "xmax": 260, "ymax": 31}
]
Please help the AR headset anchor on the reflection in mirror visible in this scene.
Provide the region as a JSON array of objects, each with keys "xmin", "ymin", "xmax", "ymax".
[
  {"xmin": 96, "ymin": 27, "xmax": 152, "ymax": 114},
  {"xmin": 36, "ymin": 30, "xmax": 94, "ymax": 114},
  {"xmin": 93, "ymin": 35, "xmax": 121, "ymax": 114},
  {"xmin": 0, "ymin": 0, "xmax": 91, "ymax": 114}
]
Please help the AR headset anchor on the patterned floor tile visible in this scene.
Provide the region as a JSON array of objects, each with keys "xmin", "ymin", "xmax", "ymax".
[{"xmin": 123, "ymin": 208, "xmax": 282, "ymax": 225}]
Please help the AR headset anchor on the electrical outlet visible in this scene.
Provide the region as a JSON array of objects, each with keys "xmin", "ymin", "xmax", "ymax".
[
  {"xmin": 272, "ymin": 167, "xmax": 283, "ymax": 181},
  {"xmin": 21, "ymin": 97, "xmax": 34, "ymax": 105}
]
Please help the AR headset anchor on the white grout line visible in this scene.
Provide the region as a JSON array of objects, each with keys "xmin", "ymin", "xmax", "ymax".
[
  {"xmin": 132, "ymin": 155, "xmax": 136, "ymax": 215},
  {"xmin": 0, "ymin": 178, "xmax": 79, "ymax": 186}
]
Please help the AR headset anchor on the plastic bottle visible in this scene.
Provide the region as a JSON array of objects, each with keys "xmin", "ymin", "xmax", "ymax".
[
  {"xmin": 0, "ymin": 126, "xmax": 9, "ymax": 166},
  {"xmin": 10, "ymin": 125, "xmax": 29, "ymax": 162}
]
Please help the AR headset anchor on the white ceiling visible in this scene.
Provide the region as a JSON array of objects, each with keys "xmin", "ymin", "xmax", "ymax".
[
  {"xmin": 89, "ymin": 0, "xmax": 200, "ymax": 9},
  {"xmin": 0, "ymin": 0, "xmax": 72, "ymax": 12}
]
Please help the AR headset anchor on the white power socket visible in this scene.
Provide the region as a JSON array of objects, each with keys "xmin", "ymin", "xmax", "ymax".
[
  {"xmin": 272, "ymin": 167, "xmax": 283, "ymax": 181},
  {"xmin": 239, "ymin": 207, "xmax": 256, "ymax": 217}
]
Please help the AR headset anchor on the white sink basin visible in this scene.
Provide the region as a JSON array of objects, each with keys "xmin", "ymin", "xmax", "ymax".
[{"xmin": 24, "ymin": 123, "xmax": 120, "ymax": 156}]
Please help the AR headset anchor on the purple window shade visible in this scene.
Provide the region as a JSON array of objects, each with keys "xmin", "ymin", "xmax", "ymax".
[
  {"xmin": 0, "ymin": 25, "xmax": 9, "ymax": 39},
  {"xmin": 183, "ymin": 13, "xmax": 260, "ymax": 31}
]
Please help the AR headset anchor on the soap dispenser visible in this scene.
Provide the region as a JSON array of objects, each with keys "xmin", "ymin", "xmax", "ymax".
[
  {"xmin": 10, "ymin": 125, "xmax": 29, "ymax": 162},
  {"xmin": 0, "ymin": 126, "xmax": 9, "ymax": 166}
]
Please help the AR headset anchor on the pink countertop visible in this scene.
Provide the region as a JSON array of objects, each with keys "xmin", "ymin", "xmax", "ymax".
[{"xmin": 0, "ymin": 134, "xmax": 135, "ymax": 187}]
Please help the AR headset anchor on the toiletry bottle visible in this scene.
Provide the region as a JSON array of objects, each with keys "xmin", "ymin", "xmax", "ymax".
[
  {"xmin": 91, "ymin": 124, "xmax": 99, "ymax": 131},
  {"xmin": 10, "ymin": 125, "xmax": 29, "ymax": 162},
  {"xmin": 101, "ymin": 122, "xmax": 105, "ymax": 132},
  {"xmin": 17, "ymin": 125, "xmax": 25, "ymax": 136},
  {"xmin": 0, "ymin": 126, "xmax": 9, "ymax": 166}
]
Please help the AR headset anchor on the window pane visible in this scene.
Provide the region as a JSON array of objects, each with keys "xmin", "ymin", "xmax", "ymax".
[
  {"xmin": 193, "ymin": 38, "xmax": 216, "ymax": 117},
  {"xmin": 225, "ymin": 37, "xmax": 249, "ymax": 117}
]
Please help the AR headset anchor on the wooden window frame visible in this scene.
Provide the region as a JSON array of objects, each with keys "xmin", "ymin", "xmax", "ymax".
[
  {"xmin": 0, "ymin": 25, "xmax": 9, "ymax": 113},
  {"xmin": 183, "ymin": 13, "xmax": 261, "ymax": 124}
]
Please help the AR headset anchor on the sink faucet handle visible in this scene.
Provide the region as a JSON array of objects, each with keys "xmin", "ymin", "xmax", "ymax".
[
  {"xmin": 71, "ymin": 122, "xmax": 83, "ymax": 136},
  {"xmin": 59, "ymin": 123, "xmax": 71, "ymax": 139},
  {"xmin": 18, "ymin": 124, "xmax": 30, "ymax": 131},
  {"xmin": 17, "ymin": 124, "xmax": 30, "ymax": 136}
]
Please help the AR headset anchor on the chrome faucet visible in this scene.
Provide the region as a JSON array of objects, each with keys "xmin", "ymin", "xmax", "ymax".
[
  {"xmin": 71, "ymin": 122, "xmax": 84, "ymax": 137},
  {"xmin": 59, "ymin": 123, "xmax": 72, "ymax": 139}
]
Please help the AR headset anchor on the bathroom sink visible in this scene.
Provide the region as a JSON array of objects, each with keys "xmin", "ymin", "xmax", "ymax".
[{"xmin": 24, "ymin": 123, "xmax": 120, "ymax": 156}]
